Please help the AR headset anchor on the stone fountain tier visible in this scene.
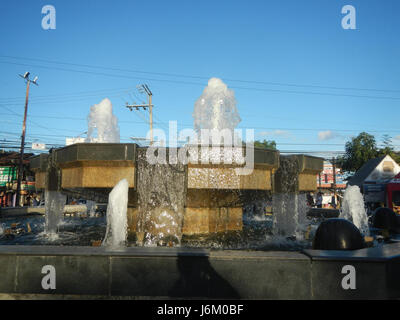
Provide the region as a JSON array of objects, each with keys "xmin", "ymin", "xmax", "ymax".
[
  {"xmin": 274, "ymin": 154, "xmax": 325, "ymax": 193},
  {"xmin": 30, "ymin": 143, "xmax": 324, "ymax": 237}
]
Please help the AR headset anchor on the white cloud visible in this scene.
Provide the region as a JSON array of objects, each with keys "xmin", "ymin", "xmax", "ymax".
[
  {"xmin": 318, "ymin": 130, "xmax": 340, "ymax": 141},
  {"xmin": 259, "ymin": 130, "xmax": 290, "ymax": 137},
  {"xmin": 393, "ymin": 135, "xmax": 400, "ymax": 141}
]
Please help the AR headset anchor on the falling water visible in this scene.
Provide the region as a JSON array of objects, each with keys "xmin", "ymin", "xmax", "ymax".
[
  {"xmin": 86, "ymin": 98, "xmax": 120, "ymax": 143},
  {"xmin": 102, "ymin": 179, "xmax": 128, "ymax": 248},
  {"xmin": 340, "ymin": 185, "xmax": 369, "ymax": 235},
  {"xmin": 44, "ymin": 191, "xmax": 66, "ymax": 236},
  {"xmin": 86, "ymin": 200, "xmax": 96, "ymax": 217},
  {"xmin": 136, "ymin": 148, "xmax": 186, "ymax": 246},
  {"xmin": 272, "ymin": 156, "xmax": 307, "ymax": 238}
]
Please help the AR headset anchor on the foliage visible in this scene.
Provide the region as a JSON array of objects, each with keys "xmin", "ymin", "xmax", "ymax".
[
  {"xmin": 253, "ymin": 139, "xmax": 277, "ymax": 150},
  {"xmin": 337, "ymin": 132, "xmax": 378, "ymax": 173},
  {"xmin": 337, "ymin": 132, "xmax": 400, "ymax": 174},
  {"xmin": 378, "ymin": 134, "xmax": 400, "ymax": 163}
]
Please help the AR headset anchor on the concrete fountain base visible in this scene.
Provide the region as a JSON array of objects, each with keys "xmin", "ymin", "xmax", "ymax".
[{"xmin": 0, "ymin": 243, "xmax": 399, "ymax": 299}]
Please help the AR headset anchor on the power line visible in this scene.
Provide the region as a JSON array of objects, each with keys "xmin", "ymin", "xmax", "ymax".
[
  {"xmin": 2, "ymin": 109, "xmax": 399, "ymax": 137},
  {"xmin": 1, "ymin": 60, "xmax": 400, "ymax": 101},
  {"xmin": 0, "ymin": 85, "xmax": 137, "ymax": 102},
  {"xmin": 1, "ymin": 54, "xmax": 400, "ymax": 94}
]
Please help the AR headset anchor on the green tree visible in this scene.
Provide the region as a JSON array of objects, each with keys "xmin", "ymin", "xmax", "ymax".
[
  {"xmin": 337, "ymin": 132, "xmax": 379, "ymax": 173},
  {"xmin": 253, "ymin": 139, "xmax": 277, "ymax": 150},
  {"xmin": 380, "ymin": 134, "xmax": 394, "ymax": 155},
  {"xmin": 378, "ymin": 134, "xmax": 400, "ymax": 163}
]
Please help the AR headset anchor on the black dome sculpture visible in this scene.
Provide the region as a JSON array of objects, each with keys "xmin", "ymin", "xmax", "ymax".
[
  {"xmin": 313, "ymin": 218, "xmax": 365, "ymax": 250},
  {"xmin": 372, "ymin": 207, "xmax": 400, "ymax": 234}
]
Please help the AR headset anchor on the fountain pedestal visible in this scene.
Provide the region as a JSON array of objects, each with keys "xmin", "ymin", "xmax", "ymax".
[{"xmin": 30, "ymin": 144, "xmax": 324, "ymax": 241}]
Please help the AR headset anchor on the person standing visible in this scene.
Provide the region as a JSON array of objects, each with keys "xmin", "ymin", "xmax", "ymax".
[
  {"xmin": 307, "ymin": 192, "xmax": 315, "ymax": 207},
  {"xmin": 331, "ymin": 193, "xmax": 337, "ymax": 209},
  {"xmin": 316, "ymin": 192, "xmax": 323, "ymax": 208}
]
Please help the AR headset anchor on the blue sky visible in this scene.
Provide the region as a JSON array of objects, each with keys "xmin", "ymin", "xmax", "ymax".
[{"xmin": 0, "ymin": 0, "xmax": 399, "ymax": 156}]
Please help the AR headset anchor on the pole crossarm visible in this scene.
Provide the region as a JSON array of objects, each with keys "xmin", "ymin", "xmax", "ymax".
[
  {"xmin": 126, "ymin": 104, "xmax": 154, "ymax": 110},
  {"xmin": 125, "ymin": 84, "xmax": 154, "ymax": 145}
]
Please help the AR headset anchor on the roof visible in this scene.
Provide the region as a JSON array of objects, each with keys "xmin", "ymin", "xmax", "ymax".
[
  {"xmin": 348, "ymin": 155, "xmax": 386, "ymax": 187},
  {"xmin": 0, "ymin": 151, "xmax": 34, "ymax": 166}
]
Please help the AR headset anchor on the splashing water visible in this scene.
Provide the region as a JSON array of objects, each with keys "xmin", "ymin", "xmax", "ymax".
[
  {"xmin": 86, "ymin": 98, "xmax": 120, "ymax": 143},
  {"xmin": 340, "ymin": 185, "xmax": 369, "ymax": 235},
  {"xmin": 44, "ymin": 191, "xmax": 66, "ymax": 236},
  {"xmin": 272, "ymin": 157, "xmax": 308, "ymax": 238},
  {"xmin": 136, "ymin": 148, "xmax": 186, "ymax": 246},
  {"xmin": 193, "ymin": 78, "xmax": 241, "ymax": 142},
  {"xmin": 102, "ymin": 179, "xmax": 128, "ymax": 248},
  {"xmin": 86, "ymin": 200, "xmax": 96, "ymax": 218}
]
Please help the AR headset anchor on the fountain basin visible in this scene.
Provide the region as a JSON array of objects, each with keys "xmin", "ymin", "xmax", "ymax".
[{"xmin": 0, "ymin": 243, "xmax": 399, "ymax": 299}]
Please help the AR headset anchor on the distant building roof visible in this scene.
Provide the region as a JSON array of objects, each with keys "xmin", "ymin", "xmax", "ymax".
[
  {"xmin": 0, "ymin": 151, "xmax": 34, "ymax": 166},
  {"xmin": 348, "ymin": 155, "xmax": 391, "ymax": 187}
]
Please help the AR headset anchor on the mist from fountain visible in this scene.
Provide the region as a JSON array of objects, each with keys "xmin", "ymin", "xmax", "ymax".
[
  {"xmin": 86, "ymin": 98, "xmax": 120, "ymax": 143},
  {"xmin": 44, "ymin": 191, "xmax": 66, "ymax": 238},
  {"xmin": 193, "ymin": 77, "xmax": 241, "ymax": 145},
  {"xmin": 340, "ymin": 185, "xmax": 369, "ymax": 235},
  {"xmin": 102, "ymin": 179, "xmax": 128, "ymax": 248}
]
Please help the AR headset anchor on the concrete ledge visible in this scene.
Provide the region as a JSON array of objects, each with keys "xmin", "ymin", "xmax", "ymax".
[
  {"xmin": 0, "ymin": 244, "xmax": 398, "ymax": 299},
  {"xmin": 55, "ymin": 143, "xmax": 137, "ymax": 163},
  {"xmin": 0, "ymin": 205, "xmax": 88, "ymax": 218},
  {"xmin": 307, "ymin": 208, "xmax": 340, "ymax": 218},
  {"xmin": 304, "ymin": 243, "xmax": 400, "ymax": 299}
]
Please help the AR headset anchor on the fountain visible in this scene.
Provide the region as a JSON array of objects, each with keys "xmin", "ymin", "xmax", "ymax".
[
  {"xmin": 273, "ymin": 155, "xmax": 322, "ymax": 239},
  {"xmin": 340, "ymin": 185, "xmax": 369, "ymax": 235},
  {"xmin": 136, "ymin": 148, "xmax": 186, "ymax": 246},
  {"xmin": 44, "ymin": 191, "xmax": 66, "ymax": 236},
  {"xmin": 193, "ymin": 77, "xmax": 241, "ymax": 133},
  {"xmin": 102, "ymin": 179, "xmax": 128, "ymax": 248},
  {"xmin": 86, "ymin": 98, "xmax": 120, "ymax": 143},
  {"xmin": 1, "ymin": 79, "xmax": 399, "ymax": 299}
]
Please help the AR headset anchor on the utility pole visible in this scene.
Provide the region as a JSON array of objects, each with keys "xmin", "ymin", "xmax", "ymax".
[
  {"xmin": 126, "ymin": 84, "xmax": 154, "ymax": 145},
  {"xmin": 332, "ymin": 157, "xmax": 337, "ymax": 193},
  {"xmin": 332, "ymin": 157, "xmax": 337, "ymax": 208},
  {"xmin": 16, "ymin": 72, "xmax": 38, "ymax": 207}
]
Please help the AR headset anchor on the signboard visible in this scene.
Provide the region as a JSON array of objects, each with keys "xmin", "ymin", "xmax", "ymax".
[
  {"xmin": 65, "ymin": 137, "xmax": 86, "ymax": 146},
  {"xmin": 363, "ymin": 183, "xmax": 386, "ymax": 203},
  {"xmin": 363, "ymin": 184, "xmax": 386, "ymax": 193},
  {"xmin": 0, "ymin": 167, "xmax": 16, "ymax": 187},
  {"xmin": 32, "ymin": 143, "xmax": 46, "ymax": 150}
]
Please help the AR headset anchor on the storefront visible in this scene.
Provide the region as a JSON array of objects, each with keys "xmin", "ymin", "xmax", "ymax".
[{"xmin": 386, "ymin": 173, "xmax": 400, "ymax": 214}]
